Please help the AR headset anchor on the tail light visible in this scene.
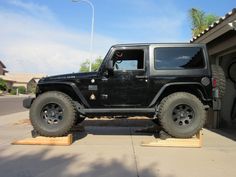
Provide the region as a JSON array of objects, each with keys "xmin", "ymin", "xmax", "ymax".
[
  {"xmin": 212, "ymin": 78, "xmax": 217, "ymax": 88},
  {"xmin": 212, "ymin": 78, "xmax": 219, "ymax": 98}
]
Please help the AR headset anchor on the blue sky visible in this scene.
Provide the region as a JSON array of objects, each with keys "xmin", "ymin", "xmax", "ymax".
[{"xmin": 0, "ymin": 0, "xmax": 235, "ymax": 75}]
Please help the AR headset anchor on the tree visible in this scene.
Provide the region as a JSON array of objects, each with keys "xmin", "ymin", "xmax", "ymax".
[
  {"xmin": 189, "ymin": 8, "xmax": 219, "ymax": 37},
  {"xmin": 0, "ymin": 78, "xmax": 7, "ymax": 91},
  {"xmin": 79, "ymin": 57, "xmax": 103, "ymax": 72}
]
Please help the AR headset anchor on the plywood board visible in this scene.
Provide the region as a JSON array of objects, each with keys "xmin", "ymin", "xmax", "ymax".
[
  {"xmin": 141, "ymin": 130, "xmax": 203, "ymax": 148},
  {"xmin": 12, "ymin": 134, "xmax": 73, "ymax": 146}
]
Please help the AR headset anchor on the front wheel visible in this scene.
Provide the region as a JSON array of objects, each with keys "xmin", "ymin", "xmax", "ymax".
[
  {"xmin": 158, "ymin": 92, "xmax": 206, "ymax": 138},
  {"xmin": 30, "ymin": 91, "xmax": 77, "ymax": 137}
]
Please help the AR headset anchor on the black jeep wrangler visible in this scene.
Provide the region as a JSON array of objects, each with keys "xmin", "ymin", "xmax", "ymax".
[{"xmin": 23, "ymin": 43, "xmax": 225, "ymax": 138}]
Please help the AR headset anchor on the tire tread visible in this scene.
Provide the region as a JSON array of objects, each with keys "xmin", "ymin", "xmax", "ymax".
[
  {"xmin": 30, "ymin": 91, "xmax": 77, "ymax": 137},
  {"xmin": 158, "ymin": 92, "xmax": 206, "ymax": 138}
]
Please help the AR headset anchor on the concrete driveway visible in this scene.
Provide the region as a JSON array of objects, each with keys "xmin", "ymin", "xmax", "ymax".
[{"xmin": 0, "ymin": 111, "xmax": 236, "ymax": 177}]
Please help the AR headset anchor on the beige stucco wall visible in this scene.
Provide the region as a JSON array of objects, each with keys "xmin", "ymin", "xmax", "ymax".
[
  {"xmin": 6, "ymin": 81, "xmax": 13, "ymax": 89},
  {"xmin": 13, "ymin": 83, "xmax": 27, "ymax": 88},
  {"xmin": 0, "ymin": 66, "xmax": 4, "ymax": 75}
]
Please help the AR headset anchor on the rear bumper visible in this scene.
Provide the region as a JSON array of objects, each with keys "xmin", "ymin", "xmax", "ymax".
[
  {"xmin": 212, "ymin": 88, "xmax": 221, "ymax": 111},
  {"xmin": 23, "ymin": 97, "xmax": 35, "ymax": 109},
  {"xmin": 213, "ymin": 98, "xmax": 221, "ymax": 111}
]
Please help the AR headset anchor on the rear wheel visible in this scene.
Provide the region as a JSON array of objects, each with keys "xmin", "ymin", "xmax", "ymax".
[
  {"xmin": 158, "ymin": 92, "xmax": 206, "ymax": 138},
  {"xmin": 30, "ymin": 91, "xmax": 76, "ymax": 137}
]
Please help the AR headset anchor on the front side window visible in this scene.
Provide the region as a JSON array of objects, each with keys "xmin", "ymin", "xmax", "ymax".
[
  {"xmin": 112, "ymin": 49, "xmax": 144, "ymax": 71},
  {"xmin": 154, "ymin": 47, "xmax": 205, "ymax": 70}
]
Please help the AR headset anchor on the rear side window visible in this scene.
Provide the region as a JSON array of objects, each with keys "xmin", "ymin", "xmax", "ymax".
[{"xmin": 154, "ymin": 47, "xmax": 205, "ymax": 70}]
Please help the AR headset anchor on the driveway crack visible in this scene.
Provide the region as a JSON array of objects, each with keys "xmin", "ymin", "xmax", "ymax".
[{"xmin": 129, "ymin": 126, "xmax": 140, "ymax": 177}]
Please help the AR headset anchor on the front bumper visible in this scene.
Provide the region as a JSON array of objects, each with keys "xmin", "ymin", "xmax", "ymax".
[{"xmin": 23, "ymin": 97, "xmax": 35, "ymax": 109}]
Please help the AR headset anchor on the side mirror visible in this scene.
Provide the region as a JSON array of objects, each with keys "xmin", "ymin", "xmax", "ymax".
[
  {"xmin": 106, "ymin": 60, "xmax": 113, "ymax": 71},
  {"xmin": 105, "ymin": 60, "xmax": 114, "ymax": 76}
]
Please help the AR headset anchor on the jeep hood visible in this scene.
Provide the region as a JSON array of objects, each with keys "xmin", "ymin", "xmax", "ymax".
[{"xmin": 39, "ymin": 72, "xmax": 98, "ymax": 83}]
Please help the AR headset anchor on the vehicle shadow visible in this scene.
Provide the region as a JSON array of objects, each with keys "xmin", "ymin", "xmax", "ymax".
[
  {"xmin": 72, "ymin": 118, "xmax": 161, "ymax": 142},
  {"xmin": 207, "ymin": 128, "xmax": 236, "ymax": 141}
]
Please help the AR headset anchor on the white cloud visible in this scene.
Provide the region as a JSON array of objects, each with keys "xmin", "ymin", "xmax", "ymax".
[
  {"xmin": 122, "ymin": 16, "xmax": 186, "ymax": 42},
  {"xmin": 112, "ymin": 0, "xmax": 188, "ymax": 42},
  {"xmin": 0, "ymin": 0, "xmax": 189, "ymax": 75},
  {"xmin": 0, "ymin": 0, "xmax": 117, "ymax": 75},
  {"xmin": 8, "ymin": 0, "xmax": 55, "ymax": 21}
]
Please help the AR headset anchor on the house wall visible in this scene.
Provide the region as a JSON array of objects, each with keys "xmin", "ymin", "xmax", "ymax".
[
  {"xmin": 193, "ymin": 27, "xmax": 236, "ymax": 128},
  {"xmin": 207, "ymin": 33, "xmax": 236, "ymax": 128},
  {"xmin": 191, "ymin": 10, "xmax": 236, "ymax": 128},
  {"xmin": 5, "ymin": 81, "xmax": 14, "ymax": 91},
  {"xmin": 219, "ymin": 52, "xmax": 236, "ymax": 127},
  {"xmin": 13, "ymin": 83, "xmax": 27, "ymax": 88},
  {"xmin": 0, "ymin": 66, "xmax": 4, "ymax": 75}
]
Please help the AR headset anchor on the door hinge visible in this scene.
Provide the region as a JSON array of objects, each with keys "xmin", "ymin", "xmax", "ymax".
[{"xmin": 101, "ymin": 94, "xmax": 108, "ymax": 100}]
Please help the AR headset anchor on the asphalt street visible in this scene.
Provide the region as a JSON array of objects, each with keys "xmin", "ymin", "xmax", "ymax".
[{"xmin": 0, "ymin": 96, "xmax": 28, "ymax": 116}]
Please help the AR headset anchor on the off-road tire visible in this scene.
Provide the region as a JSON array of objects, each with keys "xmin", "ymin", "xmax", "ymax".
[
  {"xmin": 30, "ymin": 91, "xmax": 76, "ymax": 137},
  {"xmin": 158, "ymin": 92, "xmax": 206, "ymax": 138},
  {"xmin": 211, "ymin": 64, "xmax": 226, "ymax": 99}
]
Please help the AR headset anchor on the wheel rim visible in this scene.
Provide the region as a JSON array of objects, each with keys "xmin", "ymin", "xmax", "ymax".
[
  {"xmin": 172, "ymin": 104, "xmax": 195, "ymax": 127},
  {"xmin": 41, "ymin": 103, "xmax": 64, "ymax": 125}
]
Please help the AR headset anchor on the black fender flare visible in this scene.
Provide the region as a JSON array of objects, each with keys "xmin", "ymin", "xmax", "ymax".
[
  {"xmin": 38, "ymin": 81, "xmax": 90, "ymax": 108},
  {"xmin": 149, "ymin": 82, "xmax": 211, "ymax": 107}
]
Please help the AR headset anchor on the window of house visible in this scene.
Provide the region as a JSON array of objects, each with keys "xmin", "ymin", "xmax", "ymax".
[
  {"xmin": 112, "ymin": 49, "xmax": 144, "ymax": 71},
  {"xmin": 154, "ymin": 47, "xmax": 205, "ymax": 70}
]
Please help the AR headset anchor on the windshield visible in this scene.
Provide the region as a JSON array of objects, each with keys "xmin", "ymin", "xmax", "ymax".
[{"xmin": 98, "ymin": 47, "xmax": 112, "ymax": 74}]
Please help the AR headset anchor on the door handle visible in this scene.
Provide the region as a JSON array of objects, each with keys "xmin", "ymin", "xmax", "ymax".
[{"xmin": 135, "ymin": 75, "xmax": 148, "ymax": 79}]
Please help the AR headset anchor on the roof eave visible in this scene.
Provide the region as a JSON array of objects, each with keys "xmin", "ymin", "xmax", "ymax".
[
  {"xmin": 191, "ymin": 8, "xmax": 236, "ymax": 43},
  {"xmin": 0, "ymin": 61, "xmax": 6, "ymax": 68}
]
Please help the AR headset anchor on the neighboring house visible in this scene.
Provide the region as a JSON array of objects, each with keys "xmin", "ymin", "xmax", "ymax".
[
  {"xmin": 0, "ymin": 73, "xmax": 45, "ymax": 93},
  {"xmin": 191, "ymin": 8, "xmax": 236, "ymax": 128},
  {"xmin": 27, "ymin": 78, "xmax": 41, "ymax": 93},
  {"xmin": 0, "ymin": 60, "xmax": 8, "ymax": 75},
  {"xmin": 2, "ymin": 79, "xmax": 15, "ymax": 91}
]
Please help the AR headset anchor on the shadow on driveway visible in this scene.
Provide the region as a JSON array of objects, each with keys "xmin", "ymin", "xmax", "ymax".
[
  {"xmin": 207, "ymin": 128, "xmax": 236, "ymax": 141},
  {"xmin": 0, "ymin": 148, "xmax": 173, "ymax": 177},
  {"xmin": 72, "ymin": 118, "xmax": 161, "ymax": 142}
]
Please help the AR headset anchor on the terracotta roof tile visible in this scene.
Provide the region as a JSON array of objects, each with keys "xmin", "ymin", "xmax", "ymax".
[{"xmin": 0, "ymin": 73, "xmax": 46, "ymax": 83}]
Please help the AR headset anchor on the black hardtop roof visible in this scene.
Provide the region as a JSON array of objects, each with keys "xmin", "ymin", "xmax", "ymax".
[{"xmin": 112, "ymin": 43, "xmax": 206, "ymax": 48}]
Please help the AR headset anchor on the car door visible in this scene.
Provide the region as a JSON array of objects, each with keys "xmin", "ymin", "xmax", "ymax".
[{"xmin": 100, "ymin": 47, "xmax": 150, "ymax": 108}]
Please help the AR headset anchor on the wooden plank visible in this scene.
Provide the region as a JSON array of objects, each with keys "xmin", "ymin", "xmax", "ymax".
[
  {"xmin": 141, "ymin": 130, "xmax": 203, "ymax": 148},
  {"xmin": 12, "ymin": 134, "xmax": 73, "ymax": 146}
]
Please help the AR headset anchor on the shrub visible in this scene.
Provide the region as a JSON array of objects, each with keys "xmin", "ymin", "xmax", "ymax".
[
  {"xmin": 18, "ymin": 86, "xmax": 26, "ymax": 94},
  {"xmin": 0, "ymin": 78, "xmax": 7, "ymax": 91},
  {"xmin": 10, "ymin": 88, "xmax": 17, "ymax": 95}
]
